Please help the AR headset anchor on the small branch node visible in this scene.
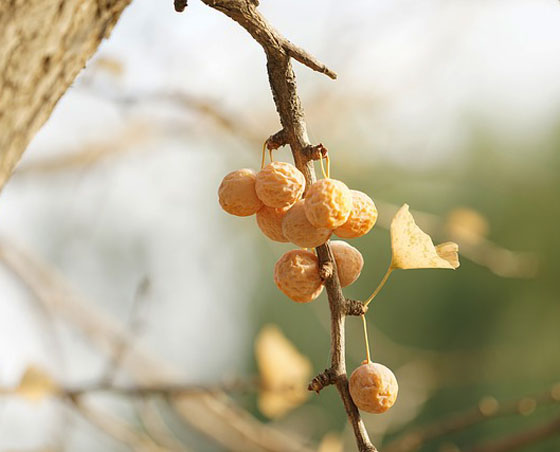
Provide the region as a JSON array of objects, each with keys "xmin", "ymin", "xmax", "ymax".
[
  {"xmin": 319, "ymin": 261, "xmax": 334, "ymax": 281},
  {"xmin": 308, "ymin": 368, "xmax": 335, "ymax": 394},
  {"xmin": 266, "ymin": 130, "xmax": 287, "ymax": 150},
  {"xmin": 346, "ymin": 299, "xmax": 368, "ymax": 316},
  {"xmin": 174, "ymin": 0, "xmax": 188, "ymax": 12},
  {"xmin": 304, "ymin": 143, "xmax": 328, "ymax": 161}
]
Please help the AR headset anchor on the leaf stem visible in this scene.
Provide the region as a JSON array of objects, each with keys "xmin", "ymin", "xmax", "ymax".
[{"xmin": 364, "ymin": 266, "xmax": 394, "ymax": 307}]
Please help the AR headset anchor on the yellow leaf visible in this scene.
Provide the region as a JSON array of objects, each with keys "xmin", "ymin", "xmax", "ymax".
[
  {"xmin": 435, "ymin": 242, "xmax": 460, "ymax": 269},
  {"xmin": 255, "ymin": 324, "xmax": 312, "ymax": 418},
  {"xmin": 390, "ymin": 204, "xmax": 459, "ymax": 270},
  {"xmin": 16, "ymin": 366, "xmax": 59, "ymax": 402}
]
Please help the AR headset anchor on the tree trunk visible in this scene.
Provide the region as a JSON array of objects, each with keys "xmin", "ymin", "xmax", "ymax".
[{"xmin": 0, "ymin": 0, "xmax": 132, "ymax": 192}]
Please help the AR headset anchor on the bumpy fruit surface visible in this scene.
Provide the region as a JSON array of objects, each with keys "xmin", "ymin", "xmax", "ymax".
[
  {"xmin": 282, "ymin": 200, "xmax": 332, "ymax": 248},
  {"xmin": 330, "ymin": 241, "xmax": 364, "ymax": 287},
  {"xmin": 304, "ymin": 179, "xmax": 352, "ymax": 229},
  {"xmin": 273, "ymin": 250, "xmax": 323, "ymax": 303},
  {"xmin": 255, "ymin": 162, "xmax": 305, "ymax": 208},
  {"xmin": 218, "ymin": 168, "xmax": 263, "ymax": 216},
  {"xmin": 334, "ymin": 190, "xmax": 378, "ymax": 238},
  {"xmin": 256, "ymin": 206, "xmax": 289, "ymax": 243},
  {"xmin": 349, "ymin": 362, "xmax": 398, "ymax": 414}
]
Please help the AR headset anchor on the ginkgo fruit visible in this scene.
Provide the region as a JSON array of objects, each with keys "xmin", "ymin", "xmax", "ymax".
[
  {"xmin": 334, "ymin": 190, "xmax": 377, "ymax": 238},
  {"xmin": 304, "ymin": 179, "xmax": 352, "ymax": 229},
  {"xmin": 330, "ymin": 240, "xmax": 364, "ymax": 287},
  {"xmin": 349, "ymin": 362, "xmax": 398, "ymax": 414},
  {"xmin": 256, "ymin": 206, "xmax": 290, "ymax": 242},
  {"xmin": 256, "ymin": 162, "xmax": 305, "ymax": 208},
  {"xmin": 218, "ymin": 168, "xmax": 263, "ymax": 216},
  {"xmin": 282, "ymin": 200, "xmax": 332, "ymax": 248},
  {"xmin": 274, "ymin": 249, "xmax": 323, "ymax": 303}
]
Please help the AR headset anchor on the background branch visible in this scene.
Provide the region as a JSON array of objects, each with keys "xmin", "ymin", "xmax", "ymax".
[
  {"xmin": 384, "ymin": 384, "xmax": 560, "ymax": 452},
  {"xmin": 466, "ymin": 415, "xmax": 560, "ymax": 452},
  {"xmin": 0, "ymin": 237, "xmax": 312, "ymax": 452}
]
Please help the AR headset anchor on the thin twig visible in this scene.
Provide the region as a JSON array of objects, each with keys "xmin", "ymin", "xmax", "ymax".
[
  {"xmin": 100, "ymin": 276, "xmax": 150, "ymax": 384},
  {"xmin": 199, "ymin": 1, "xmax": 374, "ymax": 450},
  {"xmin": 68, "ymin": 396, "xmax": 164, "ymax": 451},
  {"xmin": 135, "ymin": 398, "xmax": 191, "ymax": 451}
]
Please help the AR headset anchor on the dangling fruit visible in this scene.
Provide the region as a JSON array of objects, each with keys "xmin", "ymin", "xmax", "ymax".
[
  {"xmin": 330, "ymin": 241, "xmax": 364, "ymax": 287},
  {"xmin": 304, "ymin": 179, "xmax": 352, "ymax": 229},
  {"xmin": 256, "ymin": 162, "xmax": 305, "ymax": 208},
  {"xmin": 334, "ymin": 190, "xmax": 377, "ymax": 238},
  {"xmin": 256, "ymin": 206, "xmax": 290, "ymax": 243},
  {"xmin": 273, "ymin": 249, "xmax": 323, "ymax": 303},
  {"xmin": 282, "ymin": 200, "xmax": 332, "ymax": 248},
  {"xmin": 218, "ymin": 168, "xmax": 263, "ymax": 216},
  {"xmin": 349, "ymin": 362, "xmax": 398, "ymax": 414}
]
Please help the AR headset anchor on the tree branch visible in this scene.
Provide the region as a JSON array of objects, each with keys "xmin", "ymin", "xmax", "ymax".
[{"xmin": 199, "ymin": 1, "xmax": 375, "ymax": 450}]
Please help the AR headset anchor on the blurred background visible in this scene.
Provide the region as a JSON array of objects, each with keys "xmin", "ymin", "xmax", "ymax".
[{"xmin": 0, "ymin": 0, "xmax": 559, "ymax": 450}]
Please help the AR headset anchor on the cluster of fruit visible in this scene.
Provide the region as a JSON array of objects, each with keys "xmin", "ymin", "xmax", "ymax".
[
  {"xmin": 218, "ymin": 156, "xmax": 398, "ymax": 415},
  {"xmin": 218, "ymin": 160, "xmax": 377, "ymax": 301}
]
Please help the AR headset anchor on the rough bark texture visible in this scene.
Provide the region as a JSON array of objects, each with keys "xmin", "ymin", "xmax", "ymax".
[
  {"xmin": 201, "ymin": 1, "xmax": 376, "ymax": 450},
  {"xmin": 0, "ymin": 0, "xmax": 132, "ymax": 192}
]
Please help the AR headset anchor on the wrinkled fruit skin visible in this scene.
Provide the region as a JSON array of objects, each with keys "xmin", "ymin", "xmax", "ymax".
[
  {"xmin": 304, "ymin": 179, "xmax": 352, "ymax": 229},
  {"xmin": 256, "ymin": 206, "xmax": 290, "ymax": 243},
  {"xmin": 349, "ymin": 362, "xmax": 398, "ymax": 414},
  {"xmin": 273, "ymin": 249, "xmax": 323, "ymax": 303},
  {"xmin": 282, "ymin": 200, "xmax": 332, "ymax": 248},
  {"xmin": 256, "ymin": 162, "xmax": 305, "ymax": 208},
  {"xmin": 218, "ymin": 168, "xmax": 263, "ymax": 217},
  {"xmin": 330, "ymin": 241, "xmax": 364, "ymax": 287},
  {"xmin": 335, "ymin": 190, "xmax": 378, "ymax": 238}
]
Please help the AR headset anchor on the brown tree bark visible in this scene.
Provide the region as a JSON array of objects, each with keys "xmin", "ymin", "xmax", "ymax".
[{"xmin": 0, "ymin": 0, "xmax": 132, "ymax": 191}]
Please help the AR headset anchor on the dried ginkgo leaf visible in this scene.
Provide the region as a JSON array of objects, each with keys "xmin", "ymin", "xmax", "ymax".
[
  {"xmin": 16, "ymin": 365, "xmax": 59, "ymax": 402},
  {"xmin": 435, "ymin": 242, "xmax": 460, "ymax": 269},
  {"xmin": 255, "ymin": 324, "xmax": 312, "ymax": 418},
  {"xmin": 391, "ymin": 204, "xmax": 459, "ymax": 270}
]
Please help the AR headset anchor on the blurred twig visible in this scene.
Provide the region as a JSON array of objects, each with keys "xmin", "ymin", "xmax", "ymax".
[
  {"xmin": 0, "ymin": 237, "xmax": 312, "ymax": 452},
  {"xmin": 103, "ymin": 90, "xmax": 263, "ymax": 144},
  {"xmin": 384, "ymin": 383, "xmax": 560, "ymax": 452},
  {"xmin": 135, "ymin": 399, "xmax": 191, "ymax": 451},
  {"xmin": 100, "ymin": 275, "xmax": 150, "ymax": 384},
  {"xmin": 15, "ymin": 122, "xmax": 153, "ymax": 175},
  {"xmin": 68, "ymin": 396, "xmax": 168, "ymax": 451},
  {"xmin": 466, "ymin": 414, "xmax": 560, "ymax": 452}
]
